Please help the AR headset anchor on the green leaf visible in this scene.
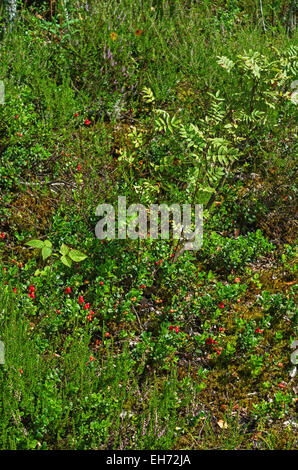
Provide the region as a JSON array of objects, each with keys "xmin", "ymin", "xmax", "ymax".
[
  {"xmin": 42, "ymin": 246, "xmax": 52, "ymax": 260},
  {"xmin": 44, "ymin": 240, "xmax": 52, "ymax": 248},
  {"xmin": 25, "ymin": 240, "xmax": 44, "ymax": 248},
  {"xmin": 60, "ymin": 243, "xmax": 70, "ymax": 256},
  {"xmin": 61, "ymin": 255, "xmax": 72, "ymax": 267},
  {"xmin": 68, "ymin": 249, "xmax": 87, "ymax": 262}
]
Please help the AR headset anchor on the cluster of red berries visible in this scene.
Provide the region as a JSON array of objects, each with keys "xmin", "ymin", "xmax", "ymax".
[
  {"xmin": 74, "ymin": 112, "xmax": 91, "ymax": 126},
  {"xmin": 87, "ymin": 312, "xmax": 95, "ymax": 322},
  {"xmin": 10, "ymin": 258, "xmax": 23, "ymax": 269},
  {"xmin": 255, "ymin": 327, "xmax": 263, "ymax": 334},
  {"xmin": 206, "ymin": 336, "xmax": 217, "ymax": 345},
  {"xmin": 28, "ymin": 284, "xmax": 35, "ymax": 299},
  {"xmin": 169, "ymin": 325, "xmax": 180, "ymax": 334},
  {"xmin": 78, "ymin": 295, "xmax": 95, "ymax": 322},
  {"xmin": 206, "ymin": 336, "xmax": 223, "ymax": 355},
  {"xmin": 0, "ymin": 232, "xmax": 5, "ymax": 239}
]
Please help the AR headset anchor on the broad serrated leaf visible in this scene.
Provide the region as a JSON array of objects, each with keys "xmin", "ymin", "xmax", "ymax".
[
  {"xmin": 68, "ymin": 249, "xmax": 87, "ymax": 262},
  {"xmin": 60, "ymin": 243, "xmax": 70, "ymax": 256},
  {"xmin": 26, "ymin": 240, "xmax": 44, "ymax": 248},
  {"xmin": 42, "ymin": 246, "xmax": 52, "ymax": 260},
  {"xmin": 61, "ymin": 255, "xmax": 72, "ymax": 267}
]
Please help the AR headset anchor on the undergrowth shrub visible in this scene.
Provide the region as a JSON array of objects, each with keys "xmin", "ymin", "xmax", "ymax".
[{"xmin": 200, "ymin": 229, "xmax": 274, "ymax": 272}]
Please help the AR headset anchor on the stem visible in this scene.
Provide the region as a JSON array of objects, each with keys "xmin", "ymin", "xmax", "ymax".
[
  {"xmin": 286, "ymin": 0, "xmax": 296, "ymax": 36},
  {"xmin": 250, "ymin": 78, "xmax": 258, "ymax": 114},
  {"xmin": 259, "ymin": 0, "xmax": 266, "ymax": 34},
  {"xmin": 173, "ymin": 163, "xmax": 232, "ymax": 262}
]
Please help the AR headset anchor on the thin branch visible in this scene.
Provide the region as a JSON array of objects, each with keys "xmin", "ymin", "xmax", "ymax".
[
  {"xmin": 18, "ymin": 180, "xmax": 76, "ymax": 187},
  {"xmin": 286, "ymin": 0, "xmax": 296, "ymax": 36},
  {"xmin": 259, "ymin": 0, "xmax": 266, "ymax": 34},
  {"xmin": 173, "ymin": 163, "xmax": 232, "ymax": 262}
]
